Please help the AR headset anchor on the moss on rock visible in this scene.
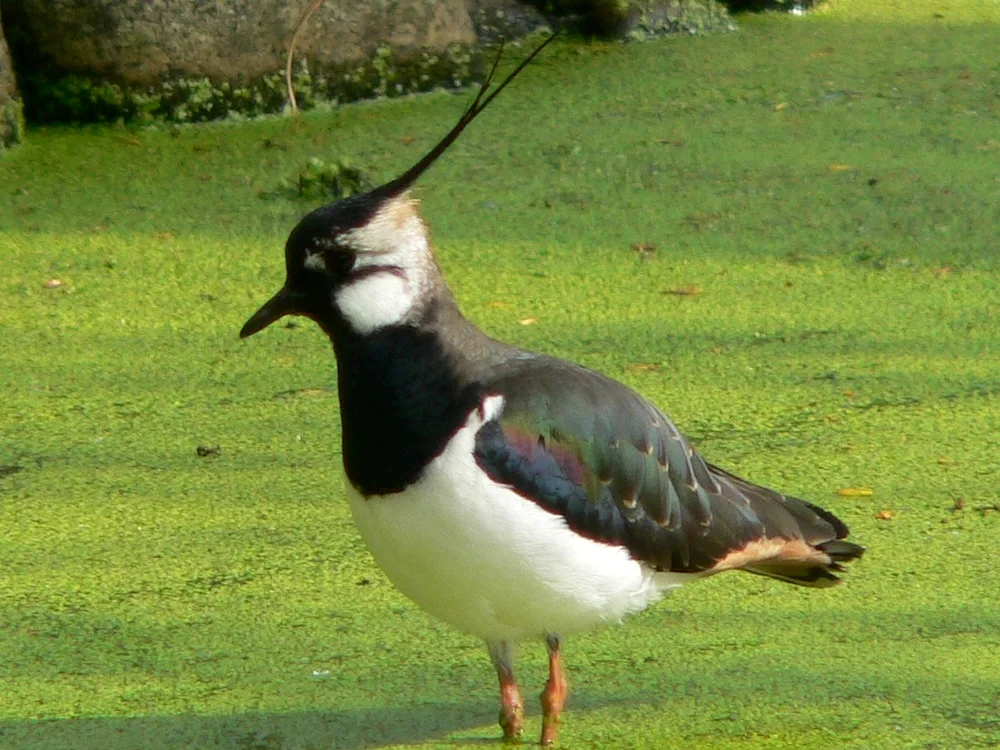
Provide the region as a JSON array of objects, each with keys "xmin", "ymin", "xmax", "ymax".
[
  {"xmin": 1, "ymin": 97, "xmax": 25, "ymax": 150},
  {"xmin": 4, "ymin": 0, "xmax": 737, "ymax": 127},
  {"xmin": 725, "ymin": 0, "xmax": 821, "ymax": 11},
  {"xmin": 618, "ymin": 0, "xmax": 734, "ymax": 39},
  {"xmin": 1, "ymin": 8, "xmax": 23, "ymax": 151},
  {"xmin": 522, "ymin": 0, "xmax": 733, "ymax": 37},
  {"xmin": 17, "ymin": 42, "xmax": 486, "ymax": 126}
]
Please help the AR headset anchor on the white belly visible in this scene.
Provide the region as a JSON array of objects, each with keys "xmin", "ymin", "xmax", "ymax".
[{"xmin": 346, "ymin": 396, "xmax": 694, "ymax": 643}]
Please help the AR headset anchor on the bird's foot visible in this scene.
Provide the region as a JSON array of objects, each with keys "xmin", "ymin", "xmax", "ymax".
[
  {"xmin": 498, "ymin": 701, "xmax": 524, "ymax": 743},
  {"xmin": 540, "ymin": 713, "xmax": 560, "ymax": 746},
  {"xmin": 490, "ymin": 641, "xmax": 524, "ymax": 743},
  {"xmin": 540, "ymin": 636, "xmax": 567, "ymax": 746}
]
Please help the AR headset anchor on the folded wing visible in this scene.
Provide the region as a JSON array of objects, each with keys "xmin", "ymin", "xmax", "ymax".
[{"xmin": 474, "ymin": 359, "xmax": 864, "ymax": 587}]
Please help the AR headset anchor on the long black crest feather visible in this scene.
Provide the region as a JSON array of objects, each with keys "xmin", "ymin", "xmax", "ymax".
[{"xmin": 382, "ymin": 31, "xmax": 560, "ymax": 196}]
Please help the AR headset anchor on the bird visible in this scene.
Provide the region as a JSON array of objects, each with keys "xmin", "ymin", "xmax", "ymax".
[{"xmin": 240, "ymin": 34, "xmax": 864, "ymax": 746}]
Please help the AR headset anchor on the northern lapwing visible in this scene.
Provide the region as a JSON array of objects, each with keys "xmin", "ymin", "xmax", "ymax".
[{"xmin": 241, "ymin": 34, "xmax": 864, "ymax": 746}]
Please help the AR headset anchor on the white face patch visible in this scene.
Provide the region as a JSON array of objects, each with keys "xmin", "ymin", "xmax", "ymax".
[
  {"xmin": 335, "ymin": 270, "xmax": 415, "ymax": 334},
  {"xmin": 332, "ymin": 194, "xmax": 436, "ymax": 334}
]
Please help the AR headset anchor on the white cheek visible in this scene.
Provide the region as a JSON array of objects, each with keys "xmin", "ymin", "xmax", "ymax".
[{"xmin": 335, "ymin": 272, "xmax": 415, "ymax": 334}]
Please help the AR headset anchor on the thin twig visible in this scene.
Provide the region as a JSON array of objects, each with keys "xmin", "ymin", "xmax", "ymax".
[{"xmin": 286, "ymin": 0, "xmax": 325, "ymax": 116}]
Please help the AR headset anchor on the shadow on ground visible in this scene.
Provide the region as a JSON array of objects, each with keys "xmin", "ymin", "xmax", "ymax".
[{"xmin": 0, "ymin": 703, "xmax": 496, "ymax": 750}]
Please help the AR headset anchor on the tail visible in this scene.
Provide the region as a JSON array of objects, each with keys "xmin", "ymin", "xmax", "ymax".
[
  {"xmin": 741, "ymin": 535, "xmax": 866, "ymax": 588},
  {"xmin": 708, "ymin": 465, "xmax": 866, "ymax": 588}
]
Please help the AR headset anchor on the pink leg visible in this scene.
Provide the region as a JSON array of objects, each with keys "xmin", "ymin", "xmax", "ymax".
[
  {"xmin": 489, "ymin": 641, "xmax": 524, "ymax": 742},
  {"xmin": 540, "ymin": 635, "xmax": 568, "ymax": 746}
]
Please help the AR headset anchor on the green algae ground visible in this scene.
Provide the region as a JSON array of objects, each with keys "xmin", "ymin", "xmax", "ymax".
[{"xmin": 1, "ymin": 2, "xmax": 998, "ymax": 748}]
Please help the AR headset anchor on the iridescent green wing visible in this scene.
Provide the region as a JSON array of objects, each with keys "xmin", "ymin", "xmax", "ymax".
[{"xmin": 474, "ymin": 357, "xmax": 860, "ymax": 583}]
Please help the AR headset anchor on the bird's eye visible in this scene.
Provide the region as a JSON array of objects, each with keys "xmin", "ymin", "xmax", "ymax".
[{"xmin": 328, "ymin": 251, "xmax": 356, "ymax": 276}]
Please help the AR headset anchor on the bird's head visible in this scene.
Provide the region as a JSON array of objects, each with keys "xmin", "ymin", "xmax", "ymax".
[
  {"xmin": 239, "ymin": 187, "xmax": 436, "ymax": 338},
  {"xmin": 240, "ymin": 33, "xmax": 558, "ymax": 341}
]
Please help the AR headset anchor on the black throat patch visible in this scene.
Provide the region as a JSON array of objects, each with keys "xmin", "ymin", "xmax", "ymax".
[{"xmin": 331, "ymin": 320, "xmax": 484, "ymax": 496}]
